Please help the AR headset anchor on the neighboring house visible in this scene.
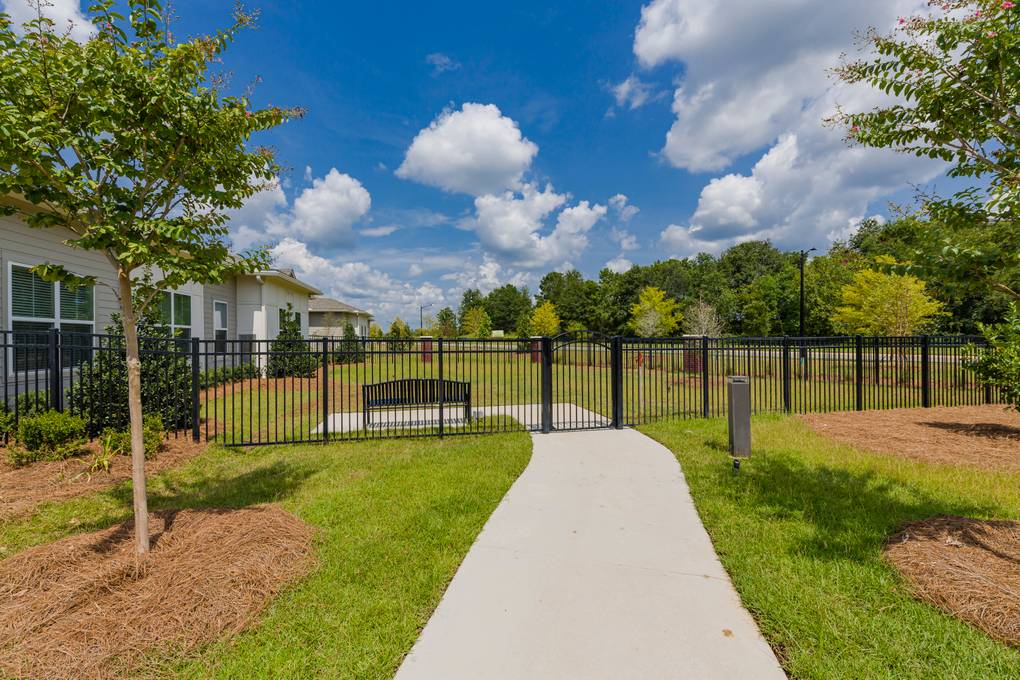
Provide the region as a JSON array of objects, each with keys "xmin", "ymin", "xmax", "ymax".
[
  {"xmin": 0, "ymin": 197, "xmax": 321, "ymax": 366},
  {"xmin": 307, "ymin": 296, "xmax": 373, "ymax": 337}
]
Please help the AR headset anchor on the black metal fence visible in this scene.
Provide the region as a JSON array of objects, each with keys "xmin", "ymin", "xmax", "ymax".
[{"xmin": 0, "ymin": 330, "xmax": 1002, "ymax": 447}]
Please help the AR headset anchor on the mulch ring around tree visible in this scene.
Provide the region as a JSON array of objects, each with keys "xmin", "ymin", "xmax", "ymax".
[
  {"xmin": 0, "ymin": 505, "xmax": 316, "ymax": 679},
  {"xmin": 885, "ymin": 516, "xmax": 1020, "ymax": 647},
  {"xmin": 0, "ymin": 433, "xmax": 209, "ymax": 522},
  {"xmin": 800, "ymin": 405, "xmax": 1020, "ymax": 472}
]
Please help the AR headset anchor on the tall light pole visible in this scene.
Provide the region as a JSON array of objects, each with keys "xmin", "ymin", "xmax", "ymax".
[
  {"xmin": 799, "ymin": 247, "xmax": 816, "ymax": 364},
  {"xmin": 799, "ymin": 247, "xmax": 816, "ymax": 338},
  {"xmin": 419, "ymin": 303, "xmax": 433, "ymax": 334}
]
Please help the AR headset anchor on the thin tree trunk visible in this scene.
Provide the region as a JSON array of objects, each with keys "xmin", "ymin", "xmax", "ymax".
[{"xmin": 119, "ymin": 271, "xmax": 150, "ymax": 554}]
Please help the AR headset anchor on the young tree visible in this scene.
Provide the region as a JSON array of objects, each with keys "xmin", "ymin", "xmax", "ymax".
[
  {"xmin": 369, "ymin": 323, "xmax": 384, "ymax": 339},
  {"xmin": 629, "ymin": 287, "xmax": 683, "ymax": 337},
  {"xmin": 966, "ymin": 304, "xmax": 1020, "ymax": 410},
  {"xmin": 832, "ymin": 0, "xmax": 1020, "ymax": 302},
  {"xmin": 267, "ymin": 304, "xmax": 317, "ymax": 377},
  {"xmin": 514, "ymin": 311, "xmax": 533, "ymax": 338},
  {"xmin": 831, "ymin": 270, "xmax": 944, "ymax": 336},
  {"xmin": 0, "ymin": 2, "xmax": 299, "ymax": 552},
  {"xmin": 387, "ymin": 317, "xmax": 413, "ymax": 350},
  {"xmin": 458, "ymin": 288, "xmax": 485, "ymax": 330},
  {"xmin": 530, "ymin": 300, "xmax": 561, "ymax": 336},
  {"xmin": 683, "ymin": 300, "xmax": 725, "ymax": 337},
  {"xmin": 433, "ymin": 307, "xmax": 458, "ymax": 338},
  {"xmin": 461, "ymin": 306, "xmax": 492, "ymax": 337}
]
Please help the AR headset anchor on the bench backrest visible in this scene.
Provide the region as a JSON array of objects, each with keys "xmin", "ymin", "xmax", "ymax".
[{"xmin": 363, "ymin": 378, "xmax": 469, "ymax": 405}]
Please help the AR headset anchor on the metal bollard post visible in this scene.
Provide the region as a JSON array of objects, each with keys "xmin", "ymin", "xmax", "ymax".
[{"xmin": 727, "ymin": 376, "xmax": 751, "ymax": 470}]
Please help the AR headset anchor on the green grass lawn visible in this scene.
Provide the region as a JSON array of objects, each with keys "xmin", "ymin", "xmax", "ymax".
[
  {"xmin": 639, "ymin": 415, "xmax": 1020, "ymax": 679},
  {"xmin": 0, "ymin": 427, "xmax": 532, "ymax": 678}
]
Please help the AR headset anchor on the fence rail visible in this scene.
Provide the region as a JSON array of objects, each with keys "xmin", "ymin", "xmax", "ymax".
[{"xmin": 0, "ymin": 330, "xmax": 1001, "ymax": 447}]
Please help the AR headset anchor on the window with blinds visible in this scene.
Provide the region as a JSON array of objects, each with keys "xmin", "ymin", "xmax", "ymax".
[{"xmin": 9, "ymin": 264, "xmax": 95, "ymax": 371}]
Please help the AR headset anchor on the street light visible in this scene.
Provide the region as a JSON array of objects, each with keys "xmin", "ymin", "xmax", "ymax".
[
  {"xmin": 799, "ymin": 247, "xmax": 816, "ymax": 338},
  {"xmin": 799, "ymin": 247, "xmax": 816, "ymax": 364},
  {"xmin": 419, "ymin": 303, "xmax": 434, "ymax": 334}
]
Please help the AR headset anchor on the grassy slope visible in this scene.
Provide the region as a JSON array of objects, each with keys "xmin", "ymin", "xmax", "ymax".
[
  {"xmin": 640, "ymin": 415, "xmax": 1020, "ymax": 680},
  {"xmin": 0, "ymin": 431, "xmax": 532, "ymax": 679}
]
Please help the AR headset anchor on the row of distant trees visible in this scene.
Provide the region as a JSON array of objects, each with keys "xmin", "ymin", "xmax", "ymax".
[
  {"xmin": 377, "ymin": 226, "xmax": 952, "ymax": 340},
  {"xmin": 374, "ymin": 239, "xmax": 947, "ymax": 341}
]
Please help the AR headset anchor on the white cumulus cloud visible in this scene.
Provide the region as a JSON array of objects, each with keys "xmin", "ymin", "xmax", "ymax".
[
  {"xmin": 228, "ymin": 169, "xmax": 371, "ymax": 249},
  {"xmin": 468, "ymin": 184, "xmax": 607, "ymax": 269},
  {"xmin": 2, "ymin": 0, "xmax": 94, "ymax": 41},
  {"xmin": 396, "ymin": 103, "xmax": 539, "ymax": 196},
  {"xmin": 634, "ymin": 0, "xmax": 944, "ymax": 253}
]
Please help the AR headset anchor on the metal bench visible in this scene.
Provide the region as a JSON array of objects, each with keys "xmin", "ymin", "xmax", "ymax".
[{"xmin": 362, "ymin": 378, "xmax": 471, "ymax": 428}]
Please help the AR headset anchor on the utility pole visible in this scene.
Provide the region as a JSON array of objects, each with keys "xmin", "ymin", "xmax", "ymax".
[
  {"xmin": 799, "ymin": 247, "xmax": 816, "ymax": 338},
  {"xmin": 799, "ymin": 247, "xmax": 816, "ymax": 365},
  {"xmin": 419, "ymin": 303, "xmax": 433, "ymax": 334}
]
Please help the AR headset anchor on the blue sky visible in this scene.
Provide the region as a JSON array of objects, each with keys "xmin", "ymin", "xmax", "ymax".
[{"xmin": 6, "ymin": 0, "xmax": 948, "ymax": 326}]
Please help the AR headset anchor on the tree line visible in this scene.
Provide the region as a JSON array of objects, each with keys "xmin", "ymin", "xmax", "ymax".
[{"xmin": 378, "ymin": 215, "xmax": 1007, "ymax": 340}]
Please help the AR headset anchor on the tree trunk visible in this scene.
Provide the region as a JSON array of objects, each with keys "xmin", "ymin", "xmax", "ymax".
[{"xmin": 119, "ymin": 272, "xmax": 150, "ymax": 554}]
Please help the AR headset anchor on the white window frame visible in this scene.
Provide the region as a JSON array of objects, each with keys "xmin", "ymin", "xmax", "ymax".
[
  {"xmin": 7, "ymin": 261, "xmax": 96, "ymax": 375},
  {"xmin": 213, "ymin": 299, "xmax": 228, "ymax": 351},
  {"xmin": 159, "ymin": 290, "xmax": 192, "ymax": 338}
]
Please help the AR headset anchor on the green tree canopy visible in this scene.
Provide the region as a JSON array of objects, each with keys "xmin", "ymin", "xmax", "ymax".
[
  {"xmin": 831, "ymin": 270, "xmax": 944, "ymax": 336},
  {"xmin": 433, "ymin": 307, "xmax": 458, "ymax": 338},
  {"xmin": 460, "ymin": 306, "xmax": 492, "ymax": 337},
  {"xmin": 832, "ymin": 0, "xmax": 1020, "ymax": 304},
  {"xmin": 0, "ymin": 0, "xmax": 299, "ymax": 552},
  {"xmin": 530, "ymin": 300, "xmax": 561, "ymax": 336},
  {"xmin": 483, "ymin": 284, "xmax": 532, "ymax": 332},
  {"xmin": 629, "ymin": 286, "xmax": 683, "ymax": 337}
]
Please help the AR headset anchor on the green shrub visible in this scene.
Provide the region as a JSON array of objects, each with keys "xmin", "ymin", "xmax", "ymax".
[
  {"xmin": 266, "ymin": 304, "xmax": 318, "ymax": 378},
  {"xmin": 66, "ymin": 305, "xmax": 192, "ymax": 436},
  {"xmin": 100, "ymin": 413, "xmax": 165, "ymax": 460},
  {"xmin": 967, "ymin": 303, "xmax": 1020, "ymax": 410},
  {"xmin": 200, "ymin": 362, "xmax": 262, "ymax": 389},
  {"xmin": 0, "ymin": 410, "xmax": 14, "ymax": 444},
  {"xmin": 12, "ymin": 410, "xmax": 86, "ymax": 466},
  {"xmin": 332, "ymin": 322, "xmax": 364, "ymax": 364}
]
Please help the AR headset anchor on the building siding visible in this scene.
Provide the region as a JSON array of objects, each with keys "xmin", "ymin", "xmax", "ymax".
[
  {"xmin": 0, "ymin": 214, "xmax": 120, "ymax": 333},
  {"xmin": 203, "ymin": 280, "xmax": 237, "ymax": 339}
]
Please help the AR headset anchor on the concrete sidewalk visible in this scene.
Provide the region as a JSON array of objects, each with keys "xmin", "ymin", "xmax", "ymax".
[{"xmin": 395, "ymin": 428, "xmax": 786, "ymax": 680}]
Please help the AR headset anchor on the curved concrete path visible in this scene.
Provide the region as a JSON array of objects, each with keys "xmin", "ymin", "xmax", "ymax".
[{"xmin": 395, "ymin": 428, "xmax": 786, "ymax": 680}]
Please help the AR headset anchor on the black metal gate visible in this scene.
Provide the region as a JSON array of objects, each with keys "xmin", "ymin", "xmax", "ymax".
[{"xmin": 543, "ymin": 331, "xmax": 615, "ymax": 432}]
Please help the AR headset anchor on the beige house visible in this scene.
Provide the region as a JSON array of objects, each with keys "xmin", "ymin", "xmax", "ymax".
[
  {"xmin": 0, "ymin": 199, "xmax": 321, "ymax": 351},
  {"xmin": 307, "ymin": 297, "xmax": 373, "ymax": 337}
]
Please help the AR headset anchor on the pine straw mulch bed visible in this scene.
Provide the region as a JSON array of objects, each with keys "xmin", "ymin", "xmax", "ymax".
[
  {"xmin": 0, "ymin": 434, "xmax": 208, "ymax": 522},
  {"xmin": 800, "ymin": 405, "xmax": 1020, "ymax": 471},
  {"xmin": 885, "ymin": 516, "xmax": 1020, "ymax": 647},
  {"xmin": 0, "ymin": 505, "xmax": 316, "ymax": 679}
]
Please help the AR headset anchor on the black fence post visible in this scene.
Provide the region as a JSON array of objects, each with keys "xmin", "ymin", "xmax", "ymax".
[
  {"xmin": 921, "ymin": 334, "xmax": 931, "ymax": 408},
  {"xmin": 48, "ymin": 328, "xmax": 62, "ymax": 412},
  {"xmin": 610, "ymin": 336, "xmax": 622, "ymax": 428},
  {"xmin": 854, "ymin": 335, "xmax": 863, "ymax": 411},
  {"xmin": 541, "ymin": 336, "xmax": 553, "ymax": 433},
  {"xmin": 781, "ymin": 336, "xmax": 791, "ymax": 413},
  {"xmin": 437, "ymin": 338, "xmax": 445, "ymax": 438},
  {"xmin": 191, "ymin": 337, "xmax": 200, "ymax": 442},
  {"xmin": 701, "ymin": 336, "xmax": 710, "ymax": 418},
  {"xmin": 321, "ymin": 336, "xmax": 330, "ymax": 442}
]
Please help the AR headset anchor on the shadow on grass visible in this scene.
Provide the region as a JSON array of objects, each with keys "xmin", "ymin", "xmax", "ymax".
[
  {"xmin": 107, "ymin": 458, "xmax": 318, "ymax": 513},
  {"xmin": 711, "ymin": 446, "xmax": 1003, "ymax": 563}
]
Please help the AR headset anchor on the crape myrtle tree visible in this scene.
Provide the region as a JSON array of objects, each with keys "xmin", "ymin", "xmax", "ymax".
[
  {"xmin": 832, "ymin": 0, "xmax": 1020, "ymax": 404},
  {"xmin": 0, "ymin": 1, "xmax": 301, "ymax": 552},
  {"xmin": 832, "ymin": 0, "xmax": 1020, "ymax": 303}
]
